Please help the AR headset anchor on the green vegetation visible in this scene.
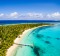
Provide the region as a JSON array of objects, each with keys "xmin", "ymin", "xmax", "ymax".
[{"xmin": 0, "ymin": 23, "xmax": 50, "ymax": 56}]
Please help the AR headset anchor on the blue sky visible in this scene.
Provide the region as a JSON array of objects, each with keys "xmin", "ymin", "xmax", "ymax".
[{"xmin": 0, "ymin": 0, "xmax": 60, "ymax": 20}]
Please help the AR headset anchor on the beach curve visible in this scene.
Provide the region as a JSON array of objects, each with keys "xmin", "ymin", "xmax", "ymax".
[{"xmin": 6, "ymin": 25, "xmax": 49, "ymax": 56}]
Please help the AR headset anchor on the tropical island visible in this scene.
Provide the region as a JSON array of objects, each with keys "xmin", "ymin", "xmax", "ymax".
[{"xmin": 0, "ymin": 23, "xmax": 52, "ymax": 56}]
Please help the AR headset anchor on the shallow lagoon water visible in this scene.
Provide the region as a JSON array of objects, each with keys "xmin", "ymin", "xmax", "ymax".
[{"xmin": 15, "ymin": 25, "xmax": 60, "ymax": 56}]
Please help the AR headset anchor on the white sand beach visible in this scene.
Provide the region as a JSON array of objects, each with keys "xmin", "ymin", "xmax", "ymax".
[
  {"xmin": 6, "ymin": 25, "xmax": 49, "ymax": 56},
  {"xmin": 6, "ymin": 28, "xmax": 33, "ymax": 56}
]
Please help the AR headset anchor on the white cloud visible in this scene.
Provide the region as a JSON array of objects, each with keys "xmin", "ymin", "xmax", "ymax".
[
  {"xmin": 0, "ymin": 12, "xmax": 60, "ymax": 20},
  {"xmin": 8, "ymin": 12, "xmax": 19, "ymax": 18},
  {"xmin": 47, "ymin": 12, "xmax": 60, "ymax": 18},
  {"xmin": 0, "ymin": 13, "xmax": 4, "ymax": 17},
  {"xmin": 26, "ymin": 13, "xmax": 43, "ymax": 18}
]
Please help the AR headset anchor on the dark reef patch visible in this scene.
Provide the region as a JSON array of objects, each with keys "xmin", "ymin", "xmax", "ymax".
[
  {"xmin": 47, "ymin": 36, "xmax": 51, "ymax": 38},
  {"xmin": 44, "ymin": 41, "xmax": 51, "ymax": 44},
  {"xmin": 37, "ymin": 34, "xmax": 44, "ymax": 38},
  {"xmin": 33, "ymin": 46, "xmax": 44, "ymax": 56},
  {"xmin": 33, "ymin": 46, "xmax": 40, "ymax": 56},
  {"xmin": 56, "ymin": 38, "xmax": 60, "ymax": 40}
]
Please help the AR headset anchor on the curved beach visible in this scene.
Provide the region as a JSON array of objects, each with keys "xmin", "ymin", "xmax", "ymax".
[
  {"xmin": 6, "ymin": 25, "xmax": 51, "ymax": 56},
  {"xmin": 6, "ymin": 25, "xmax": 48, "ymax": 56},
  {"xmin": 6, "ymin": 28, "xmax": 33, "ymax": 56}
]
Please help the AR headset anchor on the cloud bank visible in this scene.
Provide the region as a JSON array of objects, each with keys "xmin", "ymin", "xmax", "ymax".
[
  {"xmin": 0, "ymin": 13, "xmax": 4, "ymax": 17},
  {"xmin": 47, "ymin": 12, "xmax": 60, "ymax": 19},
  {"xmin": 0, "ymin": 12, "xmax": 60, "ymax": 20}
]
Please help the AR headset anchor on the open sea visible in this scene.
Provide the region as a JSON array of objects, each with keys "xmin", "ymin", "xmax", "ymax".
[
  {"xmin": 1, "ymin": 20, "xmax": 60, "ymax": 56},
  {"xmin": 0, "ymin": 20, "xmax": 60, "ymax": 25}
]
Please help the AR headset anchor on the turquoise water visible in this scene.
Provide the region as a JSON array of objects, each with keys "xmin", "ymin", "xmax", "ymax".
[{"xmin": 15, "ymin": 25, "xmax": 60, "ymax": 56}]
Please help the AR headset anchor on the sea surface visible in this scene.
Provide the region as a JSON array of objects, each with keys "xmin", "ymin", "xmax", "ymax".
[
  {"xmin": 13, "ymin": 24, "xmax": 60, "ymax": 56},
  {"xmin": 0, "ymin": 20, "xmax": 60, "ymax": 25}
]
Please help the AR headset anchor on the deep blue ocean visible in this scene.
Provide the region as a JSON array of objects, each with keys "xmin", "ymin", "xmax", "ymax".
[{"xmin": 0, "ymin": 20, "xmax": 60, "ymax": 25}]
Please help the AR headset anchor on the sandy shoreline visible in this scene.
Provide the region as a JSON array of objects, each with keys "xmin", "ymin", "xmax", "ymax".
[
  {"xmin": 6, "ymin": 25, "xmax": 49, "ymax": 56},
  {"xmin": 6, "ymin": 28, "xmax": 34, "ymax": 56}
]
